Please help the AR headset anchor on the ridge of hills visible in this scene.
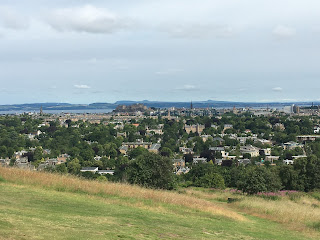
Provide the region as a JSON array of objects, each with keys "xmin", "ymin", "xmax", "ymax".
[{"xmin": 0, "ymin": 100, "xmax": 318, "ymax": 112}]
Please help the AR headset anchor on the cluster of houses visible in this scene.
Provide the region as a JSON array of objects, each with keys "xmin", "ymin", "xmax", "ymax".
[
  {"xmin": 2, "ymin": 109, "xmax": 320, "ymax": 177},
  {"xmin": 176, "ymin": 123, "xmax": 317, "ymax": 168},
  {"xmin": 119, "ymin": 140, "xmax": 161, "ymax": 155},
  {"xmin": 0, "ymin": 149, "xmax": 70, "ymax": 171},
  {"xmin": 113, "ymin": 121, "xmax": 320, "ymax": 174}
]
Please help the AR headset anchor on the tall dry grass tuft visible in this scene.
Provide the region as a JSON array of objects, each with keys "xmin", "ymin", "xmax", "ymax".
[
  {"xmin": 183, "ymin": 188, "xmax": 320, "ymax": 236},
  {"xmin": 233, "ymin": 194, "xmax": 320, "ymax": 232},
  {"xmin": 0, "ymin": 167, "xmax": 246, "ymax": 221}
]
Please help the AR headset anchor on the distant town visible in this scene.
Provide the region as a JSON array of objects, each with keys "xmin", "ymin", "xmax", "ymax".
[{"xmin": 1, "ymin": 102, "xmax": 320, "ymax": 181}]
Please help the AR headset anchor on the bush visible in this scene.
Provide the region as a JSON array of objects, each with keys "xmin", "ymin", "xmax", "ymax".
[
  {"xmin": 288, "ymin": 192, "xmax": 304, "ymax": 201},
  {"xmin": 256, "ymin": 192, "xmax": 281, "ymax": 201},
  {"xmin": 97, "ymin": 175, "xmax": 108, "ymax": 182},
  {"xmin": 310, "ymin": 192, "xmax": 320, "ymax": 201}
]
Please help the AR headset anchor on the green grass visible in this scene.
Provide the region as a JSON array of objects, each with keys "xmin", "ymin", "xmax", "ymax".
[
  {"xmin": 0, "ymin": 175, "xmax": 5, "ymax": 183},
  {"xmin": 0, "ymin": 181, "xmax": 316, "ymax": 240}
]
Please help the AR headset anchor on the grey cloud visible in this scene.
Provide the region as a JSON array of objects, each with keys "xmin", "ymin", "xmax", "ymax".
[
  {"xmin": 160, "ymin": 23, "xmax": 236, "ymax": 39},
  {"xmin": 46, "ymin": 5, "xmax": 134, "ymax": 34},
  {"xmin": 272, "ymin": 25, "xmax": 296, "ymax": 39},
  {"xmin": 272, "ymin": 87, "xmax": 283, "ymax": 92},
  {"xmin": 175, "ymin": 84, "xmax": 199, "ymax": 91},
  {"xmin": 0, "ymin": 7, "xmax": 29, "ymax": 30},
  {"xmin": 155, "ymin": 68, "xmax": 184, "ymax": 75},
  {"xmin": 74, "ymin": 84, "xmax": 91, "ymax": 89}
]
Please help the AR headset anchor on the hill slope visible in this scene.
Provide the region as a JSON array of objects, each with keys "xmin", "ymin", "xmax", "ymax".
[{"xmin": 0, "ymin": 167, "xmax": 318, "ymax": 240}]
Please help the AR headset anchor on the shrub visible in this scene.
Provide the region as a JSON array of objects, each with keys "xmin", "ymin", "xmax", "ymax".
[
  {"xmin": 310, "ymin": 192, "xmax": 320, "ymax": 201},
  {"xmin": 256, "ymin": 192, "xmax": 281, "ymax": 201},
  {"xmin": 97, "ymin": 175, "xmax": 108, "ymax": 182}
]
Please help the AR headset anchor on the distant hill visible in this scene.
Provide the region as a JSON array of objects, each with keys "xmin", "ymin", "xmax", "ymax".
[
  {"xmin": 0, "ymin": 100, "xmax": 318, "ymax": 112},
  {"xmin": 114, "ymin": 100, "xmax": 318, "ymax": 109}
]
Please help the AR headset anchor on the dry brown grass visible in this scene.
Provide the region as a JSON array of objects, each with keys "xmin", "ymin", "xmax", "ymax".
[
  {"xmin": 0, "ymin": 166, "xmax": 246, "ymax": 222},
  {"xmin": 232, "ymin": 195, "xmax": 320, "ymax": 231},
  {"xmin": 184, "ymin": 187, "xmax": 320, "ymax": 236}
]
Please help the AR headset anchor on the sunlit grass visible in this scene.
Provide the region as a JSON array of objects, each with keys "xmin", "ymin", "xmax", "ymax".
[
  {"xmin": 1, "ymin": 166, "xmax": 320, "ymax": 239},
  {"xmin": 184, "ymin": 187, "xmax": 320, "ymax": 235},
  {"xmin": 233, "ymin": 193, "xmax": 320, "ymax": 232},
  {"xmin": 0, "ymin": 166, "xmax": 244, "ymax": 221}
]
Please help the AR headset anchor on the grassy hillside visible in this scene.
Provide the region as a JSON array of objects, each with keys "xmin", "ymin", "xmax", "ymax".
[{"xmin": 0, "ymin": 167, "xmax": 319, "ymax": 240}]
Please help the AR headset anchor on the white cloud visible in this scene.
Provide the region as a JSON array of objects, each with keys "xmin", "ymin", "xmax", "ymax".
[
  {"xmin": 46, "ymin": 5, "xmax": 133, "ymax": 34},
  {"xmin": 155, "ymin": 68, "xmax": 184, "ymax": 75},
  {"xmin": 88, "ymin": 58, "xmax": 98, "ymax": 64},
  {"xmin": 273, "ymin": 25, "xmax": 296, "ymax": 39},
  {"xmin": 238, "ymin": 88, "xmax": 248, "ymax": 92},
  {"xmin": 0, "ymin": 7, "xmax": 29, "ymax": 30},
  {"xmin": 160, "ymin": 23, "xmax": 235, "ymax": 39},
  {"xmin": 175, "ymin": 84, "xmax": 199, "ymax": 91},
  {"xmin": 281, "ymin": 98, "xmax": 297, "ymax": 102},
  {"xmin": 272, "ymin": 87, "xmax": 283, "ymax": 92},
  {"xmin": 74, "ymin": 84, "xmax": 91, "ymax": 89}
]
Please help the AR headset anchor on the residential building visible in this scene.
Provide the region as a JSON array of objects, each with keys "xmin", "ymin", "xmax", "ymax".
[
  {"xmin": 119, "ymin": 145, "xmax": 129, "ymax": 155},
  {"xmin": 282, "ymin": 141, "xmax": 303, "ymax": 150},
  {"xmin": 201, "ymin": 135, "xmax": 212, "ymax": 142},
  {"xmin": 149, "ymin": 143, "xmax": 161, "ymax": 154},
  {"xmin": 238, "ymin": 159, "xmax": 251, "ymax": 165},
  {"xmin": 80, "ymin": 167, "xmax": 98, "ymax": 173},
  {"xmin": 193, "ymin": 157, "xmax": 207, "ymax": 164},
  {"xmin": 97, "ymin": 170, "xmax": 114, "ymax": 175},
  {"xmin": 184, "ymin": 124, "xmax": 205, "ymax": 134},
  {"xmin": 179, "ymin": 147, "xmax": 194, "ymax": 155},
  {"xmin": 297, "ymin": 135, "xmax": 320, "ymax": 142},
  {"xmin": 172, "ymin": 159, "xmax": 186, "ymax": 174},
  {"xmin": 240, "ymin": 145, "xmax": 260, "ymax": 157},
  {"xmin": 283, "ymin": 160, "xmax": 294, "ymax": 165}
]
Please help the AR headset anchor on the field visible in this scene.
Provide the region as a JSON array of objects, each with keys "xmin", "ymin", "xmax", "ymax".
[{"xmin": 0, "ymin": 166, "xmax": 320, "ymax": 240}]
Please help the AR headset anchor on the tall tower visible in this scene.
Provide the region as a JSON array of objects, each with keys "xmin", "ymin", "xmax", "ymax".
[
  {"xmin": 190, "ymin": 101, "xmax": 193, "ymax": 110},
  {"xmin": 40, "ymin": 106, "xmax": 43, "ymax": 115}
]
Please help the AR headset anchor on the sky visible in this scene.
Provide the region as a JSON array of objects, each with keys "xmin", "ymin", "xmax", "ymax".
[{"xmin": 0, "ymin": 0, "xmax": 320, "ymax": 104}]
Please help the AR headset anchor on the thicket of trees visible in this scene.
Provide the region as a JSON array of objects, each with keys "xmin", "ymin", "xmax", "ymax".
[
  {"xmin": 182, "ymin": 155, "xmax": 320, "ymax": 194},
  {"xmin": 1, "ymin": 114, "xmax": 320, "ymax": 192}
]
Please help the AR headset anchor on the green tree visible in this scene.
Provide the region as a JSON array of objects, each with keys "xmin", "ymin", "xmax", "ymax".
[
  {"xmin": 294, "ymin": 155, "xmax": 320, "ymax": 192},
  {"xmin": 160, "ymin": 147, "xmax": 173, "ymax": 157},
  {"xmin": 128, "ymin": 147, "xmax": 148, "ymax": 159},
  {"xmin": 186, "ymin": 163, "xmax": 225, "ymax": 189},
  {"xmin": 0, "ymin": 146, "xmax": 7, "ymax": 158},
  {"xmin": 195, "ymin": 172, "xmax": 225, "ymax": 189},
  {"xmin": 33, "ymin": 147, "xmax": 43, "ymax": 161},
  {"xmin": 237, "ymin": 166, "xmax": 282, "ymax": 194},
  {"xmin": 126, "ymin": 152, "xmax": 175, "ymax": 189},
  {"xmin": 278, "ymin": 165, "xmax": 301, "ymax": 190},
  {"xmin": 55, "ymin": 163, "xmax": 68, "ymax": 174},
  {"xmin": 67, "ymin": 158, "xmax": 81, "ymax": 174}
]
